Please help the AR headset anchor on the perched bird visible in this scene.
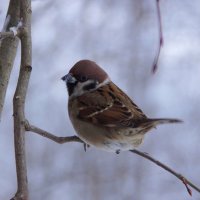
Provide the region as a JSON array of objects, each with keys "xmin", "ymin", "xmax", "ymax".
[{"xmin": 62, "ymin": 60, "xmax": 181, "ymax": 154}]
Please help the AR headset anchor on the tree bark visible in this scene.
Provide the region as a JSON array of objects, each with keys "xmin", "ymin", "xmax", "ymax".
[
  {"xmin": 12, "ymin": 0, "xmax": 32, "ymax": 199},
  {"xmin": 0, "ymin": 0, "xmax": 20, "ymax": 121}
]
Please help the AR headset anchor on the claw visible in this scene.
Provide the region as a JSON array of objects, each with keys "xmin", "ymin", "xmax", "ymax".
[{"xmin": 84, "ymin": 143, "xmax": 90, "ymax": 152}]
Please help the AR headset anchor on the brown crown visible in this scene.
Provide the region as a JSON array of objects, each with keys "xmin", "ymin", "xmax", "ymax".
[{"xmin": 69, "ymin": 60, "xmax": 109, "ymax": 83}]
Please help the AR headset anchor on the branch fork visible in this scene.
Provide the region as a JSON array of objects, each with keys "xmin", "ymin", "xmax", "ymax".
[{"xmin": 0, "ymin": 19, "xmax": 25, "ymax": 40}]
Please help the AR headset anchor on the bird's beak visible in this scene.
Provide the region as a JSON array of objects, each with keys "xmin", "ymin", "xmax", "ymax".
[{"xmin": 61, "ymin": 73, "xmax": 76, "ymax": 83}]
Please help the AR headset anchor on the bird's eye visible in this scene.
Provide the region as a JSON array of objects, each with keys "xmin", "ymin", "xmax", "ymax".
[{"xmin": 79, "ymin": 76, "xmax": 88, "ymax": 82}]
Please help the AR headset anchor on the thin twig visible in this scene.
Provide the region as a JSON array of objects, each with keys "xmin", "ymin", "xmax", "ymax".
[
  {"xmin": 152, "ymin": 0, "xmax": 163, "ymax": 73},
  {"xmin": 130, "ymin": 149, "xmax": 200, "ymax": 195},
  {"xmin": 25, "ymin": 121, "xmax": 83, "ymax": 144}
]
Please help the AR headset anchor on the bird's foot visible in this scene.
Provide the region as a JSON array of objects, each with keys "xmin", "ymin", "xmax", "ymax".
[{"xmin": 84, "ymin": 143, "xmax": 90, "ymax": 152}]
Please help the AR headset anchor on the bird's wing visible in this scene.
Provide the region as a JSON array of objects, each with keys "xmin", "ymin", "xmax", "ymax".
[{"xmin": 77, "ymin": 82, "xmax": 147, "ymax": 128}]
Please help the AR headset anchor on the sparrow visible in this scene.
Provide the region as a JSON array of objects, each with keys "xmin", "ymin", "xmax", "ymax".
[{"xmin": 62, "ymin": 60, "xmax": 181, "ymax": 154}]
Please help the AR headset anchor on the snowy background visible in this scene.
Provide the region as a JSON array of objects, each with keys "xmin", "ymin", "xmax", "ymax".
[{"xmin": 0, "ymin": 1, "xmax": 200, "ymax": 199}]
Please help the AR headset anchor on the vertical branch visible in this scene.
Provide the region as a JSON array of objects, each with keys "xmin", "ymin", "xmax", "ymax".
[
  {"xmin": 12, "ymin": 0, "xmax": 32, "ymax": 199},
  {"xmin": 152, "ymin": 0, "xmax": 163, "ymax": 73},
  {"xmin": 0, "ymin": 0, "xmax": 20, "ymax": 121}
]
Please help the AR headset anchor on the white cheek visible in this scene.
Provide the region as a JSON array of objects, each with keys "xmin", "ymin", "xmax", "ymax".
[
  {"xmin": 70, "ymin": 80, "xmax": 94, "ymax": 98},
  {"xmin": 71, "ymin": 82, "xmax": 84, "ymax": 97},
  {"xmin": 69, "ymin": 78, "xmax": 110, "ymax": 99}
]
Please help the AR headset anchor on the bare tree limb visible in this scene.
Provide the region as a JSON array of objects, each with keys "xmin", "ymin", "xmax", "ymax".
[
  {"xmin": 130, "ymin": 149, "xmax": 200, "ymax": 195},
  {"xmin": 25, "ymin": 121, "xmax": 83, "ymax": 144},
  {"xmin": 24, "ymin": 120, "xmax": 200, "ymax": 196},
  {"xmin": 0, "ymin": 0, "xmax": 20, "ymax": 121},
  {"xmin": 152, "ymin": 0, "xmax": 163, "ymax": 73},
  {"xmin": 12, "ymin": 0, "xmax": 32, "ymax": 199}
]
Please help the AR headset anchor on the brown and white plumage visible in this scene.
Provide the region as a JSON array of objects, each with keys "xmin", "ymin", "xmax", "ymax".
[{"xmin": 62, "ymin": 60, "xmax": 182, "ymax": 153}]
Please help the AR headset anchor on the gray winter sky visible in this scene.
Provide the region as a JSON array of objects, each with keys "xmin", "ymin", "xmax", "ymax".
[{"xmin": 0, "ymin": 1, "xmax": 200, "ymax": 200}]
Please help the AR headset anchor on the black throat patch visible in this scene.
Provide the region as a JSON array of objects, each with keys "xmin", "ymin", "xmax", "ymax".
[{"xmin": 67, "ymin": 81, "xmax": 77, "ymax": 96}]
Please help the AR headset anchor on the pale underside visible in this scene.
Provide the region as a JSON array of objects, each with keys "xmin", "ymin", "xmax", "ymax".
[{"xmin": 70, "ymin": 114, "xmax": 148, "ymax": 152}]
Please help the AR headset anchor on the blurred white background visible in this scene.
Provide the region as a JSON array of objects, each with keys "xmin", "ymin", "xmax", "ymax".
[{"xmin": 0, "ymin": 0, "xmax": 200, "ymax": 199}]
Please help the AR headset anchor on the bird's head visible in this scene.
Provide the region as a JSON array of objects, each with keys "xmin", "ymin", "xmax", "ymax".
[{"xmin": 62, "ymin": 60, "xmax": 110, "ymax": 98}]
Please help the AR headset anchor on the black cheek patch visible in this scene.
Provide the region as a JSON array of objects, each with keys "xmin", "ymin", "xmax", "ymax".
[
  {"xmin": 67, "ymin": 82, "xmax": 77, "ymax": 96},
  {"xmin": 83, "ymin": 81, "xmax": 97, "ymax": 91}
]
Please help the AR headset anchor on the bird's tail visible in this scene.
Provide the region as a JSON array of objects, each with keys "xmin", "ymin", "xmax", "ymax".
[{"xmin": 144, "ymin": 118, "xmax": 183, "ymax": 127}]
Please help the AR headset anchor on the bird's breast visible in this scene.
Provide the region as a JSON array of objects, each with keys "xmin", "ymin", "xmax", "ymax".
[{"xmin": 68, "ymin": 99, "xmax": 145, "ymax": 152}]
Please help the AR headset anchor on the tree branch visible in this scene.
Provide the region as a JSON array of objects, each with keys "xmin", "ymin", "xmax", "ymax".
[
  {"xmin": 0, "ymin": 0, "xmax": 20, "ymax": 121},
  {"xmin": 152, "ymin": 0, "xmax": 163, "ymax": 73},
  {"xmin": 12, "ymin": 0, "xmax": 32, "ymax": 199},
  {"xmin": 24, "ymin": 120, "xmax": 200, "ymax": 196},
  {"xmin": 130, "ymin": 149, "xmax": 200, "ymax": 195},
  {"xmin": 25, "ymin": 121, "xmax": 83, "ymax": 144}
]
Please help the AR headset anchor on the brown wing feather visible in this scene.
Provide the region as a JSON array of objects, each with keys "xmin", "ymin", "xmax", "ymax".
[{"xmin": 77, "ymin": 82, "xmax": 147, "ymax": 128}]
